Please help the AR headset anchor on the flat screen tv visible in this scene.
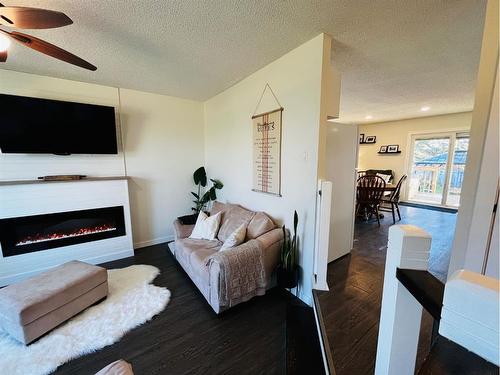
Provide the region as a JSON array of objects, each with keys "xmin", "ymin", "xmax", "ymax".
[{"xmin": 0, "ymin": 93, "xmax": 117, "ymax": 155}]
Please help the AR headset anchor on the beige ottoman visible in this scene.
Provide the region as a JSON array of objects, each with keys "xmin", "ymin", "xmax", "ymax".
[{"xmin": 0, "ymin": 260, "xmax": 108, "ymax": 344}]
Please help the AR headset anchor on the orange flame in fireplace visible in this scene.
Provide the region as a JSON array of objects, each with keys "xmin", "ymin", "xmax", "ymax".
[{"xmin": 16, "ymin": 224, "xmax": 117, "ymax": 246}]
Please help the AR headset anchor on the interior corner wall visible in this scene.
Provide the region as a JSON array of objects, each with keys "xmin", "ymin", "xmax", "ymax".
[
  {"xmin": 203, "ymin": 34, "xmax": 327, "ymax": 305},
  {"xmin": 119, "ymin": 89, "xmax": 204, "ymax": 248},
  {"xmin": 358, "ymin": 112, "xmax": 472, "ymax": 183},
  {"xmin": 448, "ymin": 0, "xmax": 499, "ymax": 277},
  {"xmin": 0, "ymin": 69, "xmax": 205, "ymax": 249}
]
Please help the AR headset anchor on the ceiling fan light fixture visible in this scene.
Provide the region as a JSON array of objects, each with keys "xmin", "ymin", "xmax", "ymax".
[
  {"xmin": 0, "ymin": 5, "xmax": 96, "ymax": 70},
  {"xmin": 0, "ymin": 33, "xmax": 10, "ymax": 52}
]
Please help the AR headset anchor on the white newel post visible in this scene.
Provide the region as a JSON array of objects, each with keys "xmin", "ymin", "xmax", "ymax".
[
  {"xmin": 375, "ymin": 225, "xmax": 432, "ymax": 375},
  {"xmin": 439, "ymin": 270, "xmax": 500, "ymax": 366}
]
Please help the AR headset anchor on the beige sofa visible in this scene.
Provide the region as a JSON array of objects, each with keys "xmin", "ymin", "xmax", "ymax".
[{"xmin": 172, "ymin": 201, "xmax": 283, "ymax": 313}]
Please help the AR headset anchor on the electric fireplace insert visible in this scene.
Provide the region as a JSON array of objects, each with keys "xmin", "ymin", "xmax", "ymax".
[{"xmin": 0, "ymin": 206, "xmax": 126, "ymax": 257}]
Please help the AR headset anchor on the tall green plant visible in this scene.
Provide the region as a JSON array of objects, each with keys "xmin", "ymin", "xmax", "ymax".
[
  {"xmin": 281, "ymin": 211, "xmax": 298, "ymax": 271},
  {"xmin": 191, "ymin": 166, "xmax": 223, "ymax": 213}
]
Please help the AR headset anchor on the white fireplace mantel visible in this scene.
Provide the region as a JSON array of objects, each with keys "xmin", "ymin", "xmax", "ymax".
[{"xmin": 0, "ymin": 177, "xmax": 134, "ymax": 285}]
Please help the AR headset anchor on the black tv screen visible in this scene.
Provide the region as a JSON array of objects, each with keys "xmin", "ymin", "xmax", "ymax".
[{"xmin": 0, "ymin": 93, "xmax": 117, "ymax": 154}]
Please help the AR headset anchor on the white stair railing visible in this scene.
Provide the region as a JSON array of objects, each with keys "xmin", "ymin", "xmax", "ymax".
[
  {"xmin": 440, "ymin": 270, "xmax": 499, "ymax": 366},
  {"xmin": 375, "ymin": 225, "xmax": 431, "ymax": 375},
  {"xmin": 375, "ymin": 224, "xmax": 500, "ymax": 374}
]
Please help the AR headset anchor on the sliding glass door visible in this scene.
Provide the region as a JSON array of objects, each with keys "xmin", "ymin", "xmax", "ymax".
[
  {"xmin": 445, "ymin": 134, "xmax": 469, "ymax": 206},
  {"xmin": 407, "ymin": 132, "xmax": 469, "ymax": 208}
]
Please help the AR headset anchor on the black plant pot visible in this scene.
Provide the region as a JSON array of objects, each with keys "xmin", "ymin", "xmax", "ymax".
[
  {"xmin": 277, "ymin": 266, "xmax": 298, "ymax": 289},
  {"xmin": 177, "ymin": 213, "xmax": 198, "ymax": 225}
]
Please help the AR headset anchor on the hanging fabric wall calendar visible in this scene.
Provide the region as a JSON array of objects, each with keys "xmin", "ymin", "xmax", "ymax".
[{"xmin": 251, "ymin": 84, "xmax": 283, "ymax": 196}]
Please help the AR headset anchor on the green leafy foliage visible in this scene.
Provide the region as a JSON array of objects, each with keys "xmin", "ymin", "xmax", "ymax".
[
  {"xmin": 191, "ymin": 167, "xmax": 223, "ymax": 213},
  {"xmin": 280, "ymin": 211, "xmax": 298, "ymax": 271},
  {"xmin": 211, "ymin": 179, "xmax": 224, "ymax": 189},
  {"xmin": 193, "ymin": 167, "xmax": 207, "ymax": 187}
]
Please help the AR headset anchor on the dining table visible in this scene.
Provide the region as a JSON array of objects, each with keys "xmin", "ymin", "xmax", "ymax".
[
  {"xmin": 356, "ymin": 183, "xmax": 397, "ymax": 193},
  {"xmin": 382, "ymin": 183, "xmax": 397, "ymax": 192}
]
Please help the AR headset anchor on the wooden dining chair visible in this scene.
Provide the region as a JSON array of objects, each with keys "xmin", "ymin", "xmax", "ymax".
[
  {"xmin": 356, "ymin": 175, "xmax": 386, "ymax": 226},
  {"xmin": 379, "ymin": 174, "xmax": 408, "ymax": 224}
]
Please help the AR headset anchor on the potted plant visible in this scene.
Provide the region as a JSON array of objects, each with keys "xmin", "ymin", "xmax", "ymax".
[
  {"xmin": 277, "ymin": 210, "xmax": 299, "ymax": 289},
  {"xmin": 178, "ymin": 167, "xmax": 223, "ymax": 225}
]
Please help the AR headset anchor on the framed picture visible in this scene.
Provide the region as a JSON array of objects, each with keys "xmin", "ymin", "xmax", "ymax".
[
  {"xmin": 364, "ymin": 135, "xmax": 376, "ymax": 144},
  {"xmin": 379, "ymin": 146, "xmax": 387, "ymax": 153},
  {"xmin": 387, "ymin": 145, "xmax": 399, "ymax": 153},
  {"xmin": 252, "ymin": 108, "xmax": 283, "ymax": 196},
  {"xmin": 359, "ymin": 133, "xmax": 365, "ymax": 143}
]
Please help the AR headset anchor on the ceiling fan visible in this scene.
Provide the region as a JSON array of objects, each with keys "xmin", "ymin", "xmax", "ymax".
[{"xmin": 0, "ymin": 2, "xmax": 96, "ymax": 70}]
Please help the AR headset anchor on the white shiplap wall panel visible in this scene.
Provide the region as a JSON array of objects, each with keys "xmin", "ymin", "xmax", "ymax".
[
  {"xmin": 0, "ymin": 70, "xmax": 125, "ymax": 180},
  {"xmin": 0, "ymin": 178, "xmax": 134, "ymax": 285}
]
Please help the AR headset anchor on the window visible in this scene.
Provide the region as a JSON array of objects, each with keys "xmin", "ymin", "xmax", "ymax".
[{"xmin": 407, "ymin": 132, "xmax": 469, "ymax": 207}]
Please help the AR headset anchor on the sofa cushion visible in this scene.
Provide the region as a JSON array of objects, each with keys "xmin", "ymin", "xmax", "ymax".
[
  {"xmin": 210, "ymin": 201, "xmax": 227, "ymax": 216},
  {"xmin": 220, "ymin": 224, "xmax": 246, "ymax": 251},
  {"xmin": 190, "ymin": 248, "xmax": 218, "ymax": 284},
  {"xmin": 217, "ymin": 204, "xmax": 255, "ymax": 242},
  {"xmin": 175, "ymin": 238, "xmax": 222, "ymax": 266},
  {"xmin": 247, "ymin": 212, "xmax": 276, "ymax": 240}
]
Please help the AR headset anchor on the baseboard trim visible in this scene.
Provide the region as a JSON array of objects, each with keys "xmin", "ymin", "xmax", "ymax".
[
  {"xmin": 297, "ymin": 290, "xmax": 313, "ymax": 307},
  {"xmin": 399, "ymin": 201, "xmax": 458, "ymax": 213},
  {"xmin": 134, "ymin": 236, "xmax": 175, "ymax": 249},
  {"xmin": 313, "ymin": 290, "xmax": 336, "ymax": 375}
]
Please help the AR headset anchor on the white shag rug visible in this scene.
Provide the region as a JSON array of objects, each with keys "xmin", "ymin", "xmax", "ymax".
[{"xmin": 0, "ymin": 264, "xmax": 170, "ymax": 375}]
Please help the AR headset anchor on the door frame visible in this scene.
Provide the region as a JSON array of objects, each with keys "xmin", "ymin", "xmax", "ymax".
[{"xmin": 403, "ymin": 127, "xmax": 470, "ymax": 206}]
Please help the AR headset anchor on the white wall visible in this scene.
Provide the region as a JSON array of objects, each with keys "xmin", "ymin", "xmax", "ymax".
[
  {"xmin": 460, "ymin": 62, "xmax": 499, "ymax": 276},
  {"xmin": 204, "ymin": 34, "xmax": 331, "ymax": 305},
  {"xmin": 449, "ymin": 0, "xmax": 499, "ymax": 277},
  {"xmin": 358, "ymin": 112, "xmax": 472, "ymax": 183},
  {"xmin": 0, "ymin": 70, "xmax": 205, "ymax": 249},
  {"xmin": 465, "ymin": 63, "xmax": 498, "ymax": 276},
  {"xmin": 0, "ymin": 70, "xmax": 125, "ymax": 179},
  {"xmin": 325, "ymin": 123, "xmax": 358, "ymax": 263},
  {"xmin": 119, "ymin": 89, "xmax": 204, "ymax": 248}
]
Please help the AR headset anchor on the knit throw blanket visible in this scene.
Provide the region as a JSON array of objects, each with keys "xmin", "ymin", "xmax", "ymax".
[{"xmin": 206, "ymin": 239, "xmax": 267, "ymax": 307}]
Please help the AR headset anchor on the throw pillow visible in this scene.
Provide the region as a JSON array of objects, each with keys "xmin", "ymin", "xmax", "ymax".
[
  {"xmin": 246, "ymin": 212, "xmax": 275, "ymax": 240},
  {"xmin": 189, "ymin": 211, "xmax": 222, "ymax": 240},
  {"xmin": 376, "ymin": 173, "xmax": 391, "ymax": 184},
  {"xmin": 220, "ymin": 224, "xmax": 247, "ymax": 251}
]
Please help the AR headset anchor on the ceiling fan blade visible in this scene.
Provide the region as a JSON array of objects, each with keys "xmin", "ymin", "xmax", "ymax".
[
  {"xmin": 0, "ymin": 49, "xmax": 6, "ymax": 62},
  {"xmin": 0, "ymin": 6, "xmax": 72, "ymax": 29},
  {"xmin": 4, "ymin": 30, "xmax": 96, "ymax": 71}
]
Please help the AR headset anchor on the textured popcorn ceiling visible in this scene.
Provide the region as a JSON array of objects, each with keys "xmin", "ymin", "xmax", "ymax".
[{"xmin": 0, "ymin": 1, "xmax": 487, "ymax": 123}]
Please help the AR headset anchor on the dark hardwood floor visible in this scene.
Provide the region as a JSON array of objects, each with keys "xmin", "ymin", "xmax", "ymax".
[
  {"xmin": 286, "ymin": 299, "xmax": 326, "ymax": 375},
  {"xmin": 54, "ymin": 243, "xmax": 323, "ymax": 375},
  {"xmin": 418, "ymin": 336, "xmax": 499, "ymax": 375},
  {"xmin": 316, "ymin": 205, "xmax": 458, "ymax": 375}
]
